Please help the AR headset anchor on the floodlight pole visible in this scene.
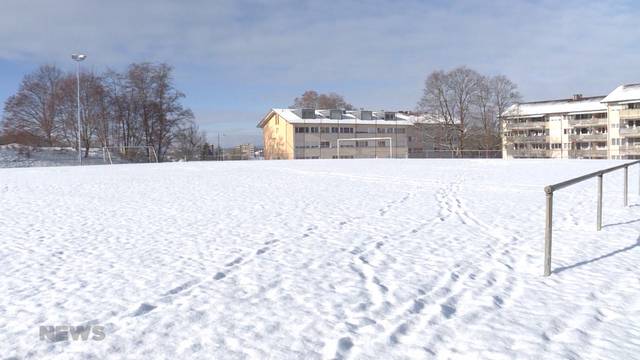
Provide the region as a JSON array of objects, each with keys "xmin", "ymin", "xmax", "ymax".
[
  {"xmin": 71, "ymin": 53, "xmax": 86, "ymax": 165},
  {"xmin": 218, "ymin": 132, "xmax": 225, "ymax": 161}
]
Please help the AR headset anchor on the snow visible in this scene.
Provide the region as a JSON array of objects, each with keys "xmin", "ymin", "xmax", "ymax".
[
  {"xmin": 503, "ymin": 97, "xmax": 607, "ymax": 118},
  {"xmin": 262, "ymin": 109, "xmax": 414, "ymax": 127},
  {"xmin": 602, "ymin": 84, "xmax": 640, "ymax": 103},
  {"xmin": 1, "ymin": 159, "xmax": 640, "ymax": 359}
]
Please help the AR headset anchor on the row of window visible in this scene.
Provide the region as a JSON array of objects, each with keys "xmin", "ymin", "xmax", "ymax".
[
  {"xmin": 295, "ymin": 140, "xmax": 391, "ymax": 149},
  {"xmin": 514, "ymin": 143, "xmax": 607, "ymax": 151},
  {"xmin": 574, "ymin": 113, "xmax": 607, "ymax": 120},
  {"xmin": 294, "ymin": 126, "xmax": 406, "ymax": 134},
  {"xmin": 564, "ymin": 127, "xmax": 607, "ymax": 135}
]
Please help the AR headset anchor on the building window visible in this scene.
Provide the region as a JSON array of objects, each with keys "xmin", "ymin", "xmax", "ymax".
[
  {"xmin": 395, "ymin": 128, "xmax": 406, "ymax": 134},
  {"xmin": 386, "ymin": 128, "xmax": 394, "ymax": 134},
  {"xmin": 310, "ymin": 127, "xmax": 318, "ymax": 133},
  {"xmin": 301, "ymin": 109, "xmax": 316, "ymax": 119},
  {"xmin": 331, "ymin": 127, "xmax": 339, "ymax": 133},
  {"xmin": 320, "ymin": 141, "xmax": 330, "ymax": 148},
  {"xmin": 320, "ymin": 127, "xmax": 330, "ymax": 133},
  {"xmin": 356, "ymin": 140, "xmax": 368, "ymax": 147},
  {"xmin": 340, "ymin": 127, "xmax": 354, "ymax": 134},
  {"xmin": 378, "ymin": 140, "xmax": 387, "ymax": 147}
]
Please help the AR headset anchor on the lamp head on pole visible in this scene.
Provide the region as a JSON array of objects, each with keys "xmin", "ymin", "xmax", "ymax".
[{"xmin": 71, "ymin": 54, "xmax": 87, "ymax": 62}]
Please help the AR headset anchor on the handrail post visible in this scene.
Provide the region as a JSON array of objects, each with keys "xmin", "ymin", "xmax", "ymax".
[
  {"xmin": 597, "ymin": 174, "xmax": 603, "ymax": 231},
  {"xmin": 624, "ymin": 166, "xmax": 629, "ymax": 207},
  {"xmin": 544, "ymin": 188, "xmax": 553, "ymax": 276}
]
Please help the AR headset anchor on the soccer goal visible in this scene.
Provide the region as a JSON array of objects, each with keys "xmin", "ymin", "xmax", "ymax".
[
  {"xmin": 336, "ymin": 137, "xmax": 393, "ymax": 158},
  {"xmin": 102, "ymin": 146, "xmax": 159, "ymax": 165}
]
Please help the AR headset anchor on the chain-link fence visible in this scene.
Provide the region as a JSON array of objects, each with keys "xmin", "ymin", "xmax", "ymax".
[
  {"xmin": 0, "ymin": 145, "xmax": 158, "ymax": 168},
  {"xmin": 409, "ymin": 150, "xmax": 503, "ymax": 159}
]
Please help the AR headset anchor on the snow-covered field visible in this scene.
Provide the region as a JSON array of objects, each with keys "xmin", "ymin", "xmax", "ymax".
[{"xmin": 1, "ymin": 159, "xmax": 639, "ymax": 359}]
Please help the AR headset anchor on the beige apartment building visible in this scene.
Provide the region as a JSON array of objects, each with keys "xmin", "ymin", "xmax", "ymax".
[
  {"xmin": 258, "ymin": 109, "xmax": 412, "ymax": 159},
  {"xmin": 502, "ymin": 83, "xmax": 640, "ymax": 159}
]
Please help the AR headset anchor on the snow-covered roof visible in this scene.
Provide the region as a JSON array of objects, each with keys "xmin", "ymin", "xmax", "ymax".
[
  {"xmin": 601, "ymin": 84, "xmax": 640, "ymax": 103},
  {"xmin": 258, "ymin": 108, "xmax": 414, "ymax": 127},
  {"xmin": 395, "ymin": 112, "xmax": 451, "ymax": 125},
  {"xmin": 502, "ymin": 96, "xmax": 607, "ymax": 118}
]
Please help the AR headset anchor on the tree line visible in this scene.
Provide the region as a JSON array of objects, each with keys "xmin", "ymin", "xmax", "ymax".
[
  {"xmin": 1, "ymin": 63, "xmax": 197, "ymax": 161},
  {"xmin": 291, "ymin": 67, "xmax": 521, "ymax": 151}
]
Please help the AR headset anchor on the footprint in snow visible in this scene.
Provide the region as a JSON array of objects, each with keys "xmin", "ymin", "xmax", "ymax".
[
  {"xmin": 132, "ymin": 303, "xmax": 157, "ymax": 317},
  {"xmin": 164, "ymin": 279, "xmax": 199, "ymax": 296},
  {"xmin": 225, "ymin": 257, "xmax": 243, "ymax": 267},
  {"xmin": 213, "ymin": 272, "xmax": 226, "ymax": 280}
]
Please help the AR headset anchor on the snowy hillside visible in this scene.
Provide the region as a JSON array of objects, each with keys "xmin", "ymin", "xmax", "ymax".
[{"xmin": 1, "ymin": 159, "xmax": 639, "ymax": 359}]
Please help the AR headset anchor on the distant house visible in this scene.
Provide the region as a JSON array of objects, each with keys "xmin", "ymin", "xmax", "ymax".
[
  {"xmin": 257, "ymin": 109, "xmax": 413, "ymax": 160},
  {"xmin": 502, "ymin": 84, "xmax": 640, "ymax": 159},
  {"xmin": 227, "ymin": 143, "xmax": 255, "ymax": 160}
]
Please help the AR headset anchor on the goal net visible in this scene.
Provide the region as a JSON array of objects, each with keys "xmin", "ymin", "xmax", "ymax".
[
  {"xmin": 336, "ymin": 137, "xmax": 393, "ymax": 158},
  {"xmin": 102, "ymin": 146, "xmax": 158, "ymax": 164}
]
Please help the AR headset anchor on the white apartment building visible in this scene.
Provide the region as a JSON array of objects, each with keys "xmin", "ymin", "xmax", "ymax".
[{"xmin": 502, "ymin": 83, "xmax": 640, "ymax": 159}]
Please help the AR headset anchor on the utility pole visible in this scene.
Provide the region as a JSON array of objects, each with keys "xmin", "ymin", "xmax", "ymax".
[
  {"xmin": 71, "ymin": 53, "xmax": 87, "ymax": 165},
  {"xmin": 217, "ymin": 132, "xmax": 225, "ymax": 161}
]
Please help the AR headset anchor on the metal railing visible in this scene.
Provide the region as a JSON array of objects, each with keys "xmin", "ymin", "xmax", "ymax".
[
  {"xmin": 417, "ymin": 149, "xmax": 502, "ymax": 159},
  {"xmin": 568, "ymin": 117, "xmax": 608, "ymax": 126},
  {"xmin": 619, "ymin": 127, "xmax": 640, "ymax": 137},
  {"xmin": 620, "ymin": 108, "xmax": 640, "ymax": 120},
  {"xmin": 543, "ymin": 160, "xmax": 640, "ymax": 276},
  {"xmin": 504, "ymin": 122, "xmax": 547, "ymax": 130},
  {"xmin": 569, "ymin": 133, "xmax": 607, "ymax": 142}
]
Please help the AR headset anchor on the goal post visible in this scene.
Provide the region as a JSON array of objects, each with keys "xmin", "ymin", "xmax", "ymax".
[
  {"xmin": 102, "ymin": 146, "xmax": 159, "ymax": 165},
  {"xmin": 336, "ymin": 137, "xmax": 393, "ymax": 159}
]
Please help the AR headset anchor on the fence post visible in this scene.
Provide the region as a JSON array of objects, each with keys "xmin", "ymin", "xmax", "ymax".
[
  {"xmin": 624, "ymin": 166, "xmax": 628, "ymax": 207},
  {"xmin": 597, "ymin": 174, "xmax": 603, "ymax": 231},
  {"xmin": 544, "ymin": 188, "xmax": 553, "ymax": 276}
]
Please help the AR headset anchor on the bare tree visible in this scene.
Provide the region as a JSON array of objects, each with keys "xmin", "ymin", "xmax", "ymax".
[
  {"xmin": 291, "ymin": 90, "xmax": 354, "ymax": 109},
  {"xmin": 2, "ymin": 62, "xmax": 195, "ymax": 163},
  {"xmin": 475, "ymin": 75, "xmax": 496, "ymax": 150},
  {"xmin": 418, "ymin": 70, "xmax": 459, "ymax": 150},
  {"xmin": 173, "ymin": 121, "xmax": 206, "ymax": 161},
  {"xmin": 2, "ymin": 65, "xmax": 64, "ymax": 146},
  {"xmin": 492, "ymin": 75, "xmax": 521, "ymax": 130},
  {"xmin": 448, "ymin": 67, "xmax": 482, "ymax": 150},
  {"xmin": 418, "ymin": 67, "xmax": 520, "ymax": 152},
  {"xmin": 149, "ymin": 64, "xmax": 194, "ymax": 161}
]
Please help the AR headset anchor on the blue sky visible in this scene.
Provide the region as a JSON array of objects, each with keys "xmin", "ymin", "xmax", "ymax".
[{"xmin": 0, "ymin": 0, "xmax": 639, "ymax": 146}]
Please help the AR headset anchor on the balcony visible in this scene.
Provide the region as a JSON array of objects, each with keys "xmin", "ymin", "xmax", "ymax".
[
  {"xmin": 571, "ymin": 149, "xmax": 608, "ymax": 158},
  {"xmin": 620, "ymin": 144, "xmax": 640, "ymax": 156},
  {"xmin": 504, "ymin": 121, "xmax": 547, "ymax": 130},
  {"xmin": 620, "ymin": 108, "xmax": 640, "ymax": 120},
  {"xmin": 618, "ymin": 127, "xmax": 640, "ymax": 138},
  {"xmin": 505, "ymin": 135, "xmax": 549, "ymax": 143},
  {"xmin": 570, "ymin": 133, "xmax": 607, "ymax": 142},
  {"xmin": 568, "ymin": 117, "xmax": 608, "ymax": 126}
]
